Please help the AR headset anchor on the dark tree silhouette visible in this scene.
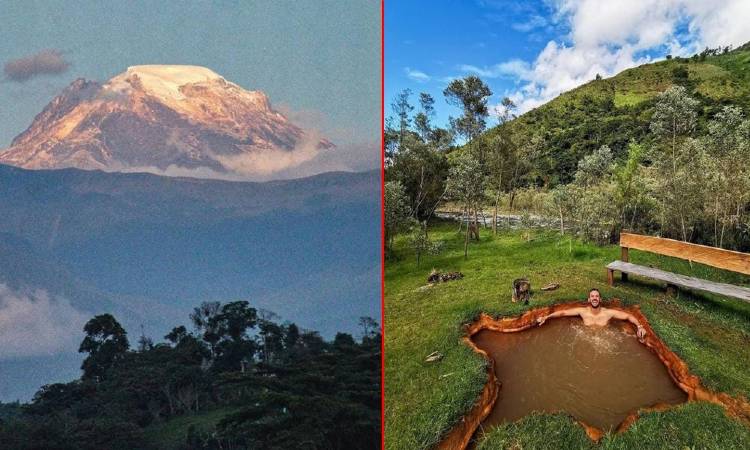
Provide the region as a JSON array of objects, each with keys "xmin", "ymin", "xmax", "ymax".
[{"xmin": 79, "ymin": 314, "xmax": 129, "ymax": 381}]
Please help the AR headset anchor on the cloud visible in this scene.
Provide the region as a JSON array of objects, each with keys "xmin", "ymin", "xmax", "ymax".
[
  {"xmin": 212, "ymin": 131, "xmax": 330, "ymax": 179},
  {"xmin": 437, "ymin": 75, "xmax": 462, "ymax": 85},
  {"xmin": 3, "ymin": 49, "xmax": 70, "ymax": 82},
  {"xmin": 404, "ymin": 67, "xmax": 431, "ymax": 83},
  {"xmin": 260, "ymin": 139, "xmax": 378, "ymax": 181},
  {"xmin": 110, "ymin": 128, "xmax": 378, "ymax": 183},
  {"xmin": 0, "ymin": 284, "xmax": 88, "ymax": 359},
  {"xmin": 460, "ymin": 59, "xmax": 531, "ymax": 79},
  {"xmin": 269, "ymin": 104, "xmax": 379, "ymax": 175},
  {"xmin": 512, "ymin": 14, "xmax": 548, "ymax": 32},
  {"xmin": 112, "ymin": 140, "xmax": 377, "ymax": 183},
  {"xmin": 104, "ymin": 100, "xmax": 377, "ymax": 182},
  {"xmin": 485, "ymin": 0, "xmax": 750, "ymax": 114}
]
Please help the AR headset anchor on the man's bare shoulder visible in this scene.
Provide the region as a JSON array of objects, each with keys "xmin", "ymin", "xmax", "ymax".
[
  {"xmin": 563, "ymin": 306, "xmax": 589, "ymax": 316},
  {"xmin": 604, "ymin": 307, "xmax": 633, "ymax": 319}
]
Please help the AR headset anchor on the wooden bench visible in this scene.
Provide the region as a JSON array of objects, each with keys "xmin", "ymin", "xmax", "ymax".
[{"xmin": 606, "ymin": 232, "xmax": 750, "ymax": 303}]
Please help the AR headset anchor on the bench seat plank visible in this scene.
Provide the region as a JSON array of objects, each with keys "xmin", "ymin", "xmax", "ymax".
[
  {"xmin": 607, "ymin": 260, "xmax": 750, "ymax": 302},
  {"xmin": 620, "ymin": 233, "xmax": 750, "ymax": 275}
]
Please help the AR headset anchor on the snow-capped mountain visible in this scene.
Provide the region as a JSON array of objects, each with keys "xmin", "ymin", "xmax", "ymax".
[{"xmin": 0, "ymin": 65, "xmax": 333, "ymax": 176}]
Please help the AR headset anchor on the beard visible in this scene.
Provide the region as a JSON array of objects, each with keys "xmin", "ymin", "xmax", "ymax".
[{"xmin": 591, "ymin": 301, "xmax": 600, "ymax": 308}]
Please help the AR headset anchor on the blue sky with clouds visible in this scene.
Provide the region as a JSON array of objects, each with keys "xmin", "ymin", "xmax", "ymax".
[
  {"xmin": 386, "ymin": 0, "xmax": 750, "ymax": 131},
  {"xmin": 0, "ymin": 0, "xmax": 379, "ymax": 171}
]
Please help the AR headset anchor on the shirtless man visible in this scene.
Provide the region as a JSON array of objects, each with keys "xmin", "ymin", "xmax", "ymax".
[{"xmin": 536, "ymin": 288, "xmax": 647, "ymax": 342}]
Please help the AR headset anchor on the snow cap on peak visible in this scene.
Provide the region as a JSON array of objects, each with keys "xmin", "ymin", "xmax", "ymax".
[
  {"xmin": 106, "ymin": 65, "xmax": 225, "ymax": 101},
  {"xmin": 125, "ymin": 65, "xmax": 223, "ymax": 84}
]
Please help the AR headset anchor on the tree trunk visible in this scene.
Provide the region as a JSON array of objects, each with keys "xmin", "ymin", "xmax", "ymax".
[
  {"xmin": 464, "ymin": 215, "xmax": 470, "ymax": 259},
  {"xmin": 714, "ymin": 195, "xmax": 720, "ymax": 248},
  {"xmin": 162, "ymin": 385, "xmax": 175, "ymax": 415},
  {"xmin": 671, "ymin": 124, "xmax": 688, "ymax": 243},
  {"xmin": 493, "ymin": 194, "xmax": 499, "ymax": 235},
  {"xmin": 473, "ymin": 209, "xmax": 480, "ymax": 241}
]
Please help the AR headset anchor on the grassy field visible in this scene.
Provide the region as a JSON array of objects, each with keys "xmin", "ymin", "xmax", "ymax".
[
  {"xmin": 143, "ymin": 406, "xmax": 241, "ymax": 449},
  {"xmin": 384, "ymin": 221, "xmax": 750, "ymax": 449}
]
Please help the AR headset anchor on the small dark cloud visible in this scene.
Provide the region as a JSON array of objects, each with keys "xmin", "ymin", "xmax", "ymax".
[{"xmin": 4, "ymin": 49, "xmax": 70, "ymax": 82}]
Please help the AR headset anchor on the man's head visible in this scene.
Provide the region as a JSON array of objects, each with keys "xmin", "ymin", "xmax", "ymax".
[{"xmin": 588, "ymin": 288, "xmax": 601, "ymax": 308}]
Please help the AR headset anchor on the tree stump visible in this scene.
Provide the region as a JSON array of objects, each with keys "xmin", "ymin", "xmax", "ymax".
[{"xmin": 512, "ymin": 278, "xmax": 531, "ymax": 304}]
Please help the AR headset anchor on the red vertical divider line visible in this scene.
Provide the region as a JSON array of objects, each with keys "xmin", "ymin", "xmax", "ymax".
[{"xmin": 379, "ymin": 1, "xmax": 386, "ymax": 450}]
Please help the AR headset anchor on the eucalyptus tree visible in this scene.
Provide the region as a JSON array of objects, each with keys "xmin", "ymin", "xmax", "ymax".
[
  {"xmin": 649, "ymin": 86, "xmax": 701, "ymax": 241},
  {"xmin": 447, "ymin": 152, "xmax": 486, "ymax": 258},
  {"xmin": 612, "ymin": 142, "xmax": 650, "ymax": 233},
  {"xmin": 574, "ymin": 145, "xmax": 614, "ymax": 187},
  {"xmin": 444, "ymin": 75, "xmax": 492, "ymax": 149},
  {"xmin": 414, "ymin": 92, "xmax": 435, "ymax": 142},
  {"xmin": 391, "ymin": 88, "xmax": 414, "ymax": 150},
  {"xmin": 388, "ymin": 136, "xmax": 449, "ymax": 220},
  {"xmin": 703, "ymin": 106, "xmax": 750, "ymax": 247},
  {"xmin": 486, "ymin": 97, "xmax": 517, "ymax": 234},
  {"xmin": 384, "ymin": 181, "xmax": 411, "ymax": 254},
  {"xmin": 408, "ymin": 220, "xmax": 443, "ymax": 268}
]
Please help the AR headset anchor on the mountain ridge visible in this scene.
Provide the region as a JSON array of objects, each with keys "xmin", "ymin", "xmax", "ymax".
[
  {"xmin": 482, "ymin": 42, "xmax": 750, "ymax": 184},
  {"xmin": 0, "ymin": 164, "xmax": 380, "ymax": 401},
  {"xmin": 0, "ymin": 65, "xmax": 333, "ymax": 177}
]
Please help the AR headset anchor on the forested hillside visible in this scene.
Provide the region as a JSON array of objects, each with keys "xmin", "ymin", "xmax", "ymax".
[
  {"xmin": 386, "ymin": 42, "xmax": 750, "ymax": 254},
  {"xmin": 490, "ymin": 41, "xmax": 750, "ymax": 185},
  {"xmin": 0, "ymin": 166, "xmax": 380, "ymax": 401},
  {"xmin": 0, "ymin": 303, "xmax": 380, "ymax": 449}
]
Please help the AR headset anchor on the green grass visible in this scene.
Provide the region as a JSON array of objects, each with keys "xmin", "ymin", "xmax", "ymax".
[
  {"xmin": 476, "ymin": 403, "xmax": 750, "ymax": 450},
  {"xmin": 385, "ymin": 222, "xmax": 750, "ymax": 449},
  {"xmin": 613, "ymin": 91, "xmax": 650, "ymax": 107},
  {"xmin": 143, "ymin": 406, "xmax": 240, "ymax": 450}
]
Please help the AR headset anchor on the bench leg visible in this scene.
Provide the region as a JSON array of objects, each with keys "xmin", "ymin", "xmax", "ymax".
[{"xmin": 607, "ymin": 268, "xmax": 614, "ymax": 286}]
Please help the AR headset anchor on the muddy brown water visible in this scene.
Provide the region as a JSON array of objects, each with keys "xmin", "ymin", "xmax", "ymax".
[{"xmin": 472, "ymin": 317, "xmax": 687, "ymax": 434}]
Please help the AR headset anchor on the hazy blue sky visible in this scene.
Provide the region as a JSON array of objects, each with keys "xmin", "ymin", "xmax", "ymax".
[
  {"xmin": 0, "ymin": 0, "xmax": 380, "ymax": 170},
  {"xmin": 387, "ymin": 0, "xmax": 750, "ymax": 130}
]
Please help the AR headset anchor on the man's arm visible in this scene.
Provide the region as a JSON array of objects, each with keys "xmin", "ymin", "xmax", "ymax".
[
  {"xmin": 537, "ymin": 307, "xmax": 582, "ymax": 326},
  {"xmin": 610, "ymin": 309, "xmax": 647, "ymax": 341}
]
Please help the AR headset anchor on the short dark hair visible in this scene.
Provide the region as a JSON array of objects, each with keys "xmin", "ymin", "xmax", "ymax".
[{"xmin": 588, "ymin": 288, "xmax": 600, "ymax": 295}]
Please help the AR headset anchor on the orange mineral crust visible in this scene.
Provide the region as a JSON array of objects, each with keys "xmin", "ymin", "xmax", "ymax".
[{"xmin": 437, "ymin": 300, "xmax": 750, "ymax": 449}]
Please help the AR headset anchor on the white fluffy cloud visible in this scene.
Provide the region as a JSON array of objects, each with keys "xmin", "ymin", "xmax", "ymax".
[
  {"xmin": 482, "ymin": 0, "xmax": 750, "ymax": 113},
  {"xmin": 459, "ymin": 59, "xmax": 532, "ymax": 79},
  {"xmin": 0, "ymin": 284, "xmax": 88, "ymax": 359},
  {"xmin": 405, "ymin": 67, "xmax": 431, "ymax": 83}
]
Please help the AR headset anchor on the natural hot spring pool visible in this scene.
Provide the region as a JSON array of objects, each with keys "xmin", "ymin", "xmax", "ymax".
[
  {"xmin": 473, "ymin": 317, "xmax": 686, "ymax": 433},
  {"xmin": 437, "ymin": 301, "xmax": 750, "ymax": 450}
]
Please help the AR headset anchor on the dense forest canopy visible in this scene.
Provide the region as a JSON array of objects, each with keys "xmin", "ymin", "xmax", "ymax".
[
  {"xmin": 0, "ymin": 302, "xmax": 380, "ymax": 450},
  {"xmin": 385, "ymin": 42, "xmax": 750, "ymax": 255}
]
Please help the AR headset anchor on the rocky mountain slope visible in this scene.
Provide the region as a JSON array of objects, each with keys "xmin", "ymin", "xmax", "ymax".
[{"xmin": 0, "ymin": 65, "xmax": 332, "ymax": 176}]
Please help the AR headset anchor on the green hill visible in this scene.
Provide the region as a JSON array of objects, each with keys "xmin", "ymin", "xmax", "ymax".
[{"xmin": 483, "ymin": 42, "xmax": 750, "ymax": 185}]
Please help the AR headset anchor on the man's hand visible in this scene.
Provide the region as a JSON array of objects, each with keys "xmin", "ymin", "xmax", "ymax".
[
  {"xmin": 636, "ymin": 325, "xmax": 647, "ymax": 342},
  {"xmin": 536, "ymin": 316, "xmax": 547, "ymax": 326}
]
